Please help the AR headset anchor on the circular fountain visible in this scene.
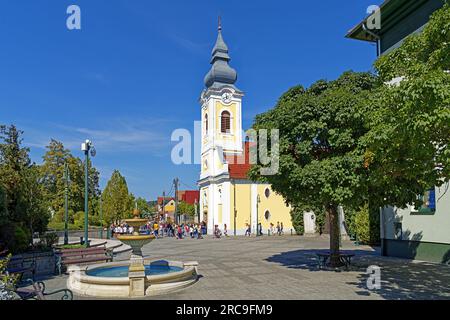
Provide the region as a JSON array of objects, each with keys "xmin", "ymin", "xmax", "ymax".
[{"xmin": 67, "ymin": 208, "xmax": 198, "ymax": 298}]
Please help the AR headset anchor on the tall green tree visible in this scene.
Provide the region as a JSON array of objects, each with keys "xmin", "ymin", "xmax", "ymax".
[
  {"xmin": 0, "ymin": 125, "xmax": 49, "ymax": 252},
  {"xmin": 19, "ymin": 165, "xmax": 49, "ymax": 240},
  {"xmin": 248, "ymin": 72, "xmax": 378, "ymax": 266},
  {"xmin": 0, "ymin": 186, "xmax": 8, "ymax": 229},
  {"xmin": 40, "ymin": 139, "xmax": 100, "ymax": 223},
  {"xmin": 0, "ymin": 125, "xmax": 31, "ymax": 222},
  {"xmin": 366, "ymin": 3, "xmax": 450, "ymax": 209},
  {"xmin": 101, "ymin": 170, "xmax": 133, "ymax": 224}
]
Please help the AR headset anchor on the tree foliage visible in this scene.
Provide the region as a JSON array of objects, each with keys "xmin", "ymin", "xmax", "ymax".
[
  {"xmin": 40, "ymin": 139, "xmax": 100, "ymax": 224},
  {"xmin": 136, "ymin": 197, "xmax": 153, "ymax": 218},
  {"xmin": 366, "ymin": 2, "xmax": 450, "ymax": 209},
  {"xmin": 101, "ymin": 170, "xmax": 134, "ymax": 224},
  {"xmin": 178, "ymin": 201, "xmax": 196, "ymax": 218},
  {"xmin": 248, "ymin": 71, "xmax": 379, "ymax": 265},
  {"xmin": 0, "ymin": 125, "xmax": 50, "ymax": 252}
]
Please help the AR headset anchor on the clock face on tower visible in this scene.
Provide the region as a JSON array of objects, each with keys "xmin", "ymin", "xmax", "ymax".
[{"xmin": 221, "ymin": 92, "xmax": 232, "ymax": 104}]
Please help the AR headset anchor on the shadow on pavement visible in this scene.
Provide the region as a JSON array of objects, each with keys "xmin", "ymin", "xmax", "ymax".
[{"xmin": 266, "ymin": 248, "xmax": 450, "ymax": 300}]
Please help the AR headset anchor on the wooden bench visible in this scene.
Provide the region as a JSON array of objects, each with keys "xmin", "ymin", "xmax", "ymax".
[
  {"xmin": 55, "ymin": 246, "xmax": 113, "ymax": 275},
  {"xmin": 316, "ymin": 252, "xmax": 355, "ymax": 270},
  {"xmin": 7, "ymin": 279, "xmax": 73, "ymax": 300}
]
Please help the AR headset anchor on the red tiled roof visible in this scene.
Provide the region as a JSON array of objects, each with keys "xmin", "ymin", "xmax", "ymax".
[
  {"xmin": 181, "ymin": 190, "xmax": 199, "ymax": 205},
  {"xmin": 225, "ymin": 142, "xmax": 254, "ymax": 180}
]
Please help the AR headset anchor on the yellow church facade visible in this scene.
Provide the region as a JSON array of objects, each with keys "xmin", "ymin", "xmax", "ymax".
[{"xmin": 198, "ymin": 23, "xmax": 293, "ymax": 235}]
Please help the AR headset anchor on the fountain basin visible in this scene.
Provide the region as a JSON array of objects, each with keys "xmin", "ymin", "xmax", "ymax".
[
  {"xmin": 67, "ymin": 259, "xmax": 198, "ymax": 298},
  {"xmin": 86, "ymin": 264, "xmax": 183, "ymax": 277}
]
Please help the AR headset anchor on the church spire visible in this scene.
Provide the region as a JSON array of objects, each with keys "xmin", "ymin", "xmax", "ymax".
[{"xmin": 204, "ymin": 18, "xmax": 238, "ymax": 89}]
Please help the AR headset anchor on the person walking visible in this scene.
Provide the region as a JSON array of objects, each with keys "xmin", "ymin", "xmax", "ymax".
[
  {"xmin": 276, "ymin": 222, "xmax": 281, "ymax": 236},
  {"xmin": 280, "ymin": 222, "xmax": 284, "ymax": 235},
  {"xmin": 224, "ymin": 224, "xmax": 229, "ymax": 237},
  {"xmin": 214, "ymin": 225, "xmax": 222, "ymax": 238},
  {"xmin": 177, "ymin": 225, "xmax": 183, "ymax": 239},
  {"xmin": 153, "ymin": 221, "xmax": 159, "ymax": 238},
  {"xmin": 245, "ymin": 223, "xmax": 251, "ymax": 237}
]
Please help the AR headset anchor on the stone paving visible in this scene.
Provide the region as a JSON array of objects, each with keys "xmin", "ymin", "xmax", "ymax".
[{"xmin": 39, "ymin": 235, "xmax": 450, "ymax": 300}]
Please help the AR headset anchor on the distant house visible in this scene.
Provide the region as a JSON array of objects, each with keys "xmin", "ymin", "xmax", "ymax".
[
  {"xmin": 157, "ymin": 197, "xmax": 175, "ymax": 214},
  {"xmin": 178, "ymin": 190, "xmax": 200, "ymax": 205},
  {"xmin": 347, "ymin": 0, "xmax": 449, "ymax": 263}
]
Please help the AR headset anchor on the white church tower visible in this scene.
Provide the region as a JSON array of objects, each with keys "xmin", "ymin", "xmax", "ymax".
[{"xmin": 198, "ymin": 20, "xmax": 244, "ymax": 234}]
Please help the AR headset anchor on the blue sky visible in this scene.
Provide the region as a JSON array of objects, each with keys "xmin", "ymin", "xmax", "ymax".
[{"xmin": 0, "ymin": 0, "xmax": 379, "ymax": 200}]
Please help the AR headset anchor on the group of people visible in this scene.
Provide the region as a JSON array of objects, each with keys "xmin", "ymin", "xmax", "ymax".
[
  {"xmin": 111, "ymin": 220, "xmax": 285, "ymax": 239},
  {"xmin": 269, "ymin": 222, "xmax": 285, "ymax": 236},
  {"xmin": 111, "ymin": 221, "xmax": 208, "ymax": 240},
  {"xmin": 110, "ymin": 224, "xmax": 135, "ymax": 236},
  {"xmin": 172, "ymin": 223, "xmax": 206, "ymax": 240},
  {"xmin": 213, "ymin": 224, "xmax": 230, "ymax": 238},
  {"xmin": 244, "ymin": 221, "xmax": 285, "ymax": 236}
]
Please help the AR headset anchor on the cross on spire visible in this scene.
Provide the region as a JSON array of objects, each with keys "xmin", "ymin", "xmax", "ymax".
[{"xmin": 204, "ymin": 16, "xmax": 238, "ymax": 89}]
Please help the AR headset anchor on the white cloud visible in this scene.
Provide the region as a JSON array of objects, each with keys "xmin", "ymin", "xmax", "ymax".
[{"xmin": 23, "ymin": 116, "xmax": 178, "ymax": 156}]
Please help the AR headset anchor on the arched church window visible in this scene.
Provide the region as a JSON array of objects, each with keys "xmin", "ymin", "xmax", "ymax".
[
  {"xmin": 221, "ymin": 111, "xmax": 231, "ymax": 133},
  {"xmin": 204, "ymin": 114, "xmax": 208, "ymax": 134}
]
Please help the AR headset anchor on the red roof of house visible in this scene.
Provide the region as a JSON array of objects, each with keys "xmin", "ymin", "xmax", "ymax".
[
  {"xmin": 224, "ymin": 142, "xmax": 254, "ymax": 180},
  {"xmin": 157, "ymin": 197, "xmax": 175, "ymax": 205},
  {"xmin": 181, "ymin": 190, "xmax": 199, "ymax": 205}
]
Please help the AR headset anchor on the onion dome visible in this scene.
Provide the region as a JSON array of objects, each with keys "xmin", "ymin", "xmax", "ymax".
[{"xmin": 204, "ymin": 19, "xmax": 238, "ymax": 89}]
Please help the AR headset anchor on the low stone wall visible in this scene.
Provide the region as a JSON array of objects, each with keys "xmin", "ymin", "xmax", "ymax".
[{"xmin": 10, "ymin": 251, "xmax": 56, "ymax": 277}]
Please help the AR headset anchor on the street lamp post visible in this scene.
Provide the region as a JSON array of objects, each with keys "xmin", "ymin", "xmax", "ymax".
[
  {"xmin": 100, "ymin": 196, "xmax": 103, "ymax": 239},
  {"xmin": 81, "ymin": 140, "xmax": 96, "ymax": 248},
  {"xmin": 64, "ymin": 162, "xmax": 70, "ymax": 245},
  {"xmin": 256, "ymin": 194, "xmax": 261, "ymax": 236}
]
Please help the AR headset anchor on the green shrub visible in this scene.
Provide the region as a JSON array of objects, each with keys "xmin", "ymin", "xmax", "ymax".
[
  {"xmin": 352, "ymin": 204, "xmax": 370, "ymax": 244},
  {"xmin": 314, "ymin": 207, "xmax": 326, "ymax": 235},
  {"xmin": 344, "ymin": 207, "xmax": 357, "ymax": 239},
  {"xmin": 42, "ymin": 232, "xmax": 59, "ymax": 248},
  {"xmin": 345, "ymin": 203, "xmax": 380, "ymax": 245},
  {"xmin": 73, "ymin": 211, "xmax": 85, "ymax": 229},
  {"xmin": 13, "ymin": 225, "xmax": 31, "ymax": 253},
  {"xmin": 88, "ymin": 214, "xmax": 101, "ymax": 226},
  {"xmin": 290, "ymin": 206, "xmax": 304, "ymax": 235},
  {"xmin": 1, "ymin": 254, "xmax": 19, "ymax": 300},
  {"xmin": 47, "ymin": 221, "xmax": 81, "ymax": 231}
]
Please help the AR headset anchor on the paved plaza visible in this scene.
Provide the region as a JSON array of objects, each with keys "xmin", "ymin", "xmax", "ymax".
[{"xmin": 40, "ymin": 235, "xmax": 450, "ymax": 300}]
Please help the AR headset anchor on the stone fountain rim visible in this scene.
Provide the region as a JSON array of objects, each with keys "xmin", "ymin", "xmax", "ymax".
[
  {"xmin": 116, "ymin": 234, "xmax": 155, "ymax": 241},
  {"xmin": 70, "ymin": 260, "xmax": 197, "ymax": 285}
]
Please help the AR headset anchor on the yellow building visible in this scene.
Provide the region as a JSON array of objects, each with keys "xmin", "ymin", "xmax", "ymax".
[
  {"xmin": 163, "ymin": 199, "xmax": 175, "ymax": 213},
  {"xmin": 198, "ymin": 22, "xmax": 293, "ymax": 235}
]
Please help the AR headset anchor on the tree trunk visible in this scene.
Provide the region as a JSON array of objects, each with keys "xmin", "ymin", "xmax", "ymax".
[{"xmin": 327, "ymin": 204, "xmax": 342, "ymax": 267}]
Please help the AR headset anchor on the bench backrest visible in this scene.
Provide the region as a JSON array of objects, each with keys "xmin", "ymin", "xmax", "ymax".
[{"xmin": 56, "ymin": 246, "xmax": 109, "ymax": 261}]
